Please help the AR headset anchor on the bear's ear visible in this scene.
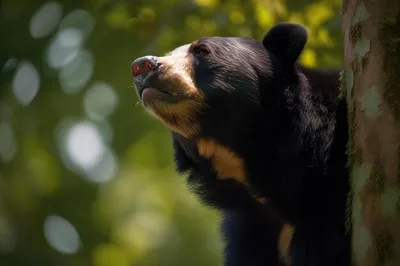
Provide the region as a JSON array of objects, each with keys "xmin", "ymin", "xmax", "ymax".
[{"xmin": 262, "ymin": 23, "xmax": 308, "ymax": 66}]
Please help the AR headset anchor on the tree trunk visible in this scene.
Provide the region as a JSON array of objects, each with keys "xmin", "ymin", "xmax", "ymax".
[{"xmin": 342, "ymin": 0, "xmax": 400, "ymax": 265}]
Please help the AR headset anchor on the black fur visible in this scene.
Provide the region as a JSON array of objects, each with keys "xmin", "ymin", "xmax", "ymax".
[{"xmin": 138, "ymin": 23, "xmax": 350, "ymax": 266}]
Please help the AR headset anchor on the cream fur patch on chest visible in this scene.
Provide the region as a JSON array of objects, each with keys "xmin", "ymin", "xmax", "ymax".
[
  {"xmin": 197, "ymin": 138, "xmax": 247, "ymax": 185},
  {"xmin": 278, "ymin": 223, "xmax": 295, "ymax": 265}
]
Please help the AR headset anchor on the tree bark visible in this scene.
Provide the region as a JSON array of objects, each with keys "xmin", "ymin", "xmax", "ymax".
[{"xmin": 342, "ymin": 0, "xmax": 400, "ymax": 265}]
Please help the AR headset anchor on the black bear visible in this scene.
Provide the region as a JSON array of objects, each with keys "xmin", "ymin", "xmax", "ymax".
[{"xmin": 132, "ymin": 23, "xmax": 350, "ymax": 266}]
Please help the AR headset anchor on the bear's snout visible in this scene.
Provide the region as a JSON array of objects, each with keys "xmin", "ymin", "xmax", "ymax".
[{"xmin": 132, "ymin": 56, "xmax": 162, "ymax": 80}]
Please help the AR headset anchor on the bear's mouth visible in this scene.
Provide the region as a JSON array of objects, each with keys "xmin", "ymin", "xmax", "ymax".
[
  {"xmin": 140, "ymin": 87, "xmax": 184, "ymax": 104},
  {"xmin": 140, "ymin": 87, "xmax": 171, "ymax": 97}
]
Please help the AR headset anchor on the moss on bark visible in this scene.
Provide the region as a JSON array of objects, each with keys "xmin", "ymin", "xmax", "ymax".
[
  {"xmin": 367, "ymin": 161, "xmax": 385, "ymax": 193},
  {"xmin": 374, "ymin": 228, "xmax": 394, "ymax": 265},
  {"xmin": 379, "ymin": 14, "xmax": 400, "ymax": 120}
]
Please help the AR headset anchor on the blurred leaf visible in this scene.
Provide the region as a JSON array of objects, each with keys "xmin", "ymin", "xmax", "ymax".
[
  {"xmin": 305, "ymin": 2, "xmax": 334, "ymax": 27},
  {"xmin": 92, "ymin": 243, "xmax": 132, "ymax": 266},
  {"xmin": 300, "ymin": 48, "xmax": 317, "ymax": 67},
  {"xmin": 254, "ymin": 5, "xmax": 276, "ymax": 28},
  {"xmin": 23, "ymin": 136, "xmax": 60, "ymax": 197},
  {"xmin": 105, "ymin": 5, "xmax": 131, "ymax": 29},
  {"xmin": 195, "ymin": 0, "xmax": 219, "ymax": 9}
]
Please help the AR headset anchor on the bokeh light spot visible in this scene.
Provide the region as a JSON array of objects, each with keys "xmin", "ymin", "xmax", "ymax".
[
  {"xmin": 85, "ymin": 148, "xmax": 118, "ymax": 184},
  {"xmin": 29, "ymin": 2, "xmax": 63, "ymax": 39},
  {"xmin": 57, "ymin": 119, "xmax": 118, "ymax": 184},
  {"xmin": 47, "ymin": 29, "xmax": 82, "ymax": 70},
  {"xmin": 59, "ymin": 49, "xmax": 94, "ymax": 94},
  {"xmin": 65, "ymin": 121, "xmax": 105, "ymax": 170},
  {"xmin": 59, "ymin": 9, "xmax": 95, "ymax": 41},
  {"xmin": 12, "ymin": 61, "xmax": 40, "ymax": 106},
  {"xmin": 95, "ymin": 120, "xmax": 114, "ymax": 143},
  {"xmin": 44, "ymin": 215, "xmax": 81, "ymax": 254},
  {"xmin": 84, "ymin": 82, "xmax": 119, "ymax": 121},
  {"xmin": 2, "ymin": 58, "xmax": 18, "ymax": 72}
]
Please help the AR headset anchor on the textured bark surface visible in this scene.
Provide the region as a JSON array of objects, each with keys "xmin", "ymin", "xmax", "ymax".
[{"xmin": 342, "ymin": 0, "xmax": 400, "ymax": 266}]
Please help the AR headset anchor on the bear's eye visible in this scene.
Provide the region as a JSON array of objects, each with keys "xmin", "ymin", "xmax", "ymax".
[{"xmin": 192, "ymin": 44, "xmax": 210, "ymax": 57}]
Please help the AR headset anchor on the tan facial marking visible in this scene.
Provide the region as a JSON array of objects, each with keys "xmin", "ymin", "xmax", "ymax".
[
  {"xmin": 149, "ymin": 100, "xmax": 202, "ymax": 138},
  {"xmin": 142, "ymin": 46, "xmax": 206, "ymax": 138},
  {"xmin": 256, "ymin": 196, "xmax": 267, "ymax": 204},
  {"xmin": 160, "ymin": 46, "xmax": 204, "ymax": 100},
  {"xmin": 160, "ymin": 61, "xmax": 201, "ymax": 98},
  {"xmin": 278, "ymin": 223, "xmax": 295, "ymax": 265},
  {"xmin": 197, "ymin": 138, "xmax": 247, "ymax": 185}
]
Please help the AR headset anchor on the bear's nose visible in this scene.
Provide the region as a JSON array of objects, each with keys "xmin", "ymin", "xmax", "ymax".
[{"xmin": 132, "ymin": 56, "xmax": 161, "ymax": 79}]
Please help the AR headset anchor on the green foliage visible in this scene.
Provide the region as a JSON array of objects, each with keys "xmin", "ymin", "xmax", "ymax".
[{"xmin": 0, "ymin": 0, "xmax": 342, "ymax": 265}]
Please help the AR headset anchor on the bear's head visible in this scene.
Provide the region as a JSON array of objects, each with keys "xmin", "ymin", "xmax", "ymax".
[{"xmin": 132, "ymin": 23, "xmax": 308, "ymax": 139}]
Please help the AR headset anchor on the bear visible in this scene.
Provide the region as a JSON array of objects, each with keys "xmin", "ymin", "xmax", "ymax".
[{"xmin": 131, "ymin": 23, "xmax": 351, "ymax": 266}]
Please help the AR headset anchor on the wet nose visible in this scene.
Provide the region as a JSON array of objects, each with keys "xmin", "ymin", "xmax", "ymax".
[{"xmin": 132, "ymin": 56, "xmax": 161, "ymax": 79}]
